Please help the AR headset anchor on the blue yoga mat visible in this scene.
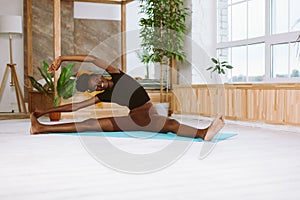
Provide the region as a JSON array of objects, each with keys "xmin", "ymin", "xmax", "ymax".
[{"xmin": 53, "ymin": 131, "xmax": 237, "ymax": 142}]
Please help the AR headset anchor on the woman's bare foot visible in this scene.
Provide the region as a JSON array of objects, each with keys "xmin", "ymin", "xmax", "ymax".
[
  {"xmin": 30, "ymin": 113, "xmax": 41, "ymax": 135},
  {"xmin": 204, "ymin": 114, "xmax": 225, "ymax": 141}
]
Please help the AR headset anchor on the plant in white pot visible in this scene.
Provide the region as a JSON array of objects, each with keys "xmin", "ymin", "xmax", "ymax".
[
  {"xmin": 205, "ymin": 57, "xmax": 234, "ymax": 114},
  {"xmin": 206, "ymin": 57, "xmax": 233, "ymax": 83}
]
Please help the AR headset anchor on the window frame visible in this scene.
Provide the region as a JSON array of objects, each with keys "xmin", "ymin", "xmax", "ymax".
[{"xmin": 216, "ymin": 0, "xmax": 300, "ymax": 83}]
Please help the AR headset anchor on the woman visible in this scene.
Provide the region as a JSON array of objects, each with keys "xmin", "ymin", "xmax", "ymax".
[{"xmin": 30, "ymin": 55, "xmax": 224, "ymax": 141}]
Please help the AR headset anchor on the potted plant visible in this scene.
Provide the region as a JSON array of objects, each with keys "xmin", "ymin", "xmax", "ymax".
[
  {"xmin": 205, "ymin": 57, "xmax": 233, "ymax": 115},
  {"xmin": 139, "ymin": 0, "xmax": 190, "ymax": 115},
  {"xmin": 28, "ymin": 61, "xmax": 76, "ymax": 121},
  {"xmin": 206, "ymin": 57, "xmax": 233, "ymax": 82}
]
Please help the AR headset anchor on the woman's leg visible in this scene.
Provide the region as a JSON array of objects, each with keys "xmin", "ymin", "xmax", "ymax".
[
  {"xmin": 155, "ymin": 114, "xmax": 225, "ymax": 141},
  {"xmin": 30, "ymin": 113, "xmax": 123, "ymax": 134},
  {"xmin": 128, "ymin": 102, "xmax": 225, "ymax": 141},
  {"xmin": 31, "ymin": 106, "xmax": 225, "ymax": 140}
]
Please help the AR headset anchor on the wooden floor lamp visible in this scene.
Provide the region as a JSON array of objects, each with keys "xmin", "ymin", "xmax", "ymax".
[{"xmin": 0, "ymin": 15, "xmax": 27, "ymax": 113}]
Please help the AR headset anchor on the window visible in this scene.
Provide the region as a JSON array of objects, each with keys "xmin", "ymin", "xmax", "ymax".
[
  {"xmin": 272, "ymin": 43, "xmax": 289, "ymax": 78},
  {"xmin": 217, "ymin": 0, "xmax": 300, "ymax": 83},
  {"xmin": 290, "ymin": 42, "xmax": 300, "ymax": 77},
  {"xmin": 218, "ymin": 43, "xmax": 265, "ymax": 82},
  {"xmin": 272, "ymin": 42, "xmax": 300, "ymax": 78},
  {"xmin": 231, "ymin": 3, "xmax": 247, "ymax": 41},
  {"xmin": 248, "ymin": 0, "xmax": 265, "ymax": 38},
  {"xmin": 248, "ymin": 43, "xmax": 265, "ymax": 81},
  {"xmin": 218, "ymin": 0, "xmax": 265, "ymax": 42},
  {"xmin": 231, "ymin": 46, "xmax": 247, "ymax": 82}
]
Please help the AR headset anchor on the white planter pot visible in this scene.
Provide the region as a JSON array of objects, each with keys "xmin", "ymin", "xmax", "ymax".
[{"xmin": 155, "ymin": 102, "xmax": 169, "ymax": 117}]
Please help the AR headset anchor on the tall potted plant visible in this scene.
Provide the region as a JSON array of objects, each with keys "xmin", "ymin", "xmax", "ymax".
[
  {"xmin": 28, "ymin": 61, "xmax": 76, "ymax": 121},
  {"xmin": 139, "ymin": 0, "xmax": 190, "ymax": 105}
]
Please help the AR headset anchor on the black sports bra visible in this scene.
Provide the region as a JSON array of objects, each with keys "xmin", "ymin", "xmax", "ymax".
[{"xmin": 96, "ymin": 71, "xmax": 150, "ymax": 110}]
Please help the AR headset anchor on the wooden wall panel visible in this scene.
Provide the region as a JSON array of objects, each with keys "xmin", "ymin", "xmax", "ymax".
[
  {"xmin": 173, "ymin": 84, "xmax": 300, "ymax": 126},
  {"xmin": 246, "ymin": 89, "xmax": 264, "ymax": 121},
  {"xmin": 285, "ymin": 89, "xmax": 300, "ymax": 125}
]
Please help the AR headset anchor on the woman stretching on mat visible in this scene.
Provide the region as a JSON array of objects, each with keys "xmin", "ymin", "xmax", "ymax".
[{"xmin": 30, "ymin": 55, "xmax": 225, "ymax": 141}]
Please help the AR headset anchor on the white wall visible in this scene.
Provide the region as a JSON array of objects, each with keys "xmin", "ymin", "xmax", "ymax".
[
  {"xmin": 0, "ymin": 0, "xmax": 24, "ymax": 112},
  {"xmin": 74, "ymin": 2, "xmax": 120, "ymax": 20},
  {"xmin": 163, "ymin": 0, "xmax": 217, "ymax": 85},
  {"xmin": 191, "ymin": 0, "xmax": 217, "ymax": 84}
]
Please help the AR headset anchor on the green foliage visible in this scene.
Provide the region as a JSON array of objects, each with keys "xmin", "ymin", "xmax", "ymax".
[
  {"xmin": 137, "ymin": 49, "xmax": 154, "ymax": 64},
  {"xmin": 28, "ymin": 61, "xmax": 76, "ymax": 107},
  {"xmin": 206, "ymin": 57, "xmax": 233, "ymax": 78},
  {"xmin": 28, "ymin": 76, "xmax": 49, "ymax": 96},
  {"xmin": 57, "ymin": 63, "xmax": 76, "ymax": 100},
  {"xmin": 136, "ymin": 50, "xmax": 154, "ymax": 79},
  {"xmin": 28, "ymin": 61, "xmax": 54, "ymax": 96},
  {"xmin": 139, "ymin": 0, "xmax": 190, "ymax": 63}
]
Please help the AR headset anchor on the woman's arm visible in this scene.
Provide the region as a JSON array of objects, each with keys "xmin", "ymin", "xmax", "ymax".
[
  {"xmin": 34, "ymin": 96, "xmax": 101, "ymax": 118},
  {"xmin": 48, "ymin": 55, "xmax": 120, "ymax": 73}
]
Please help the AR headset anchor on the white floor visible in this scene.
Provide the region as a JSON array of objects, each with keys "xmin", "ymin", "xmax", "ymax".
[{"xmin": 0, "ymin": 116, "xmax": 300, "ymax": 200}]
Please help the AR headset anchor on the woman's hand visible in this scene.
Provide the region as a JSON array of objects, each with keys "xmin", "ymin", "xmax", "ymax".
[{"xmin": 48, "ymin": 56, "xmax": 62, "ymax": 72}]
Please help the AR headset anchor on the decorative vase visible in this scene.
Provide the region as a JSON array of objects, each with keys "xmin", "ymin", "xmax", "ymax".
[{"xmin": 49, "ymin": 112, "xmax": 61, "ymax": 121}]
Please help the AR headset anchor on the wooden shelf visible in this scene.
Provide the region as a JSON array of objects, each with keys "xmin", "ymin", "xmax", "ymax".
[{"xmin": 0, "ymin": 113, "xmax": 30, "ymax": 120}]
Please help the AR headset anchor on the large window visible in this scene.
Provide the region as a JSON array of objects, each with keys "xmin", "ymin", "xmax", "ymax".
[{"xmin": 217, "ymin": 0, "xmax": 300, "ymax": 83}]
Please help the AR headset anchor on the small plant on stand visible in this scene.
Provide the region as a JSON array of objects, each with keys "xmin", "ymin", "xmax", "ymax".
[
  {"xmin": 206, "ymin": 57, "xmax": 233, "ymax": 115},
  {"xmin": 206, "ymin": 57, "xmax": 233, "ymax": 79}
]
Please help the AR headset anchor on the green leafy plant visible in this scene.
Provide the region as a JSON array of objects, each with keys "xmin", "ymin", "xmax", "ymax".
[
  {"xmin": 139, "ymin": 0, "xmax": 190, "ymax": 102},
  {"xmin": 28, "ymin": 61, "xmax": 76, "ymax": 106},
  {"xmin": 206, "ymin": 57, "xmax": 233, "ymax": 78},
  {"xmin": 139, "ymin": 0, "xmax": 190, "ymax": 63}
]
